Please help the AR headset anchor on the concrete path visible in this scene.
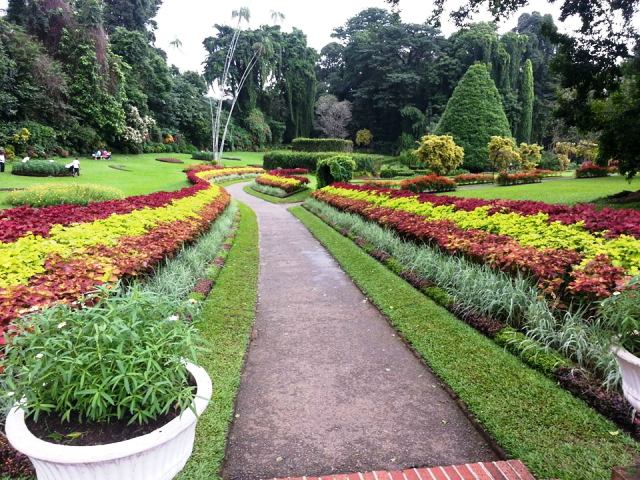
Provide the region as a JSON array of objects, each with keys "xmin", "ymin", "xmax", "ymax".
[{"xmin": 222, "ymin": 184, "xmax": 498, "ymax": 480}]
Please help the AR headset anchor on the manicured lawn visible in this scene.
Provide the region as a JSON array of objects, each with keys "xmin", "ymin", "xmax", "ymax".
[
  {"xmin": 218, "ymin": 151, "xmax": 264, "ymax": 167},
  {"xmin": 0, "ymin": 152, "xmax": 266, "ymax": 208},
  {"xmin": 448, "ymin": 175, "xmax": 638, "ymax": 205},
  {"xmin": 291, "ymin": 205, "xmax": 639, "ymax": 480},
  {"xmin": 177, "ymin": 202, "xmax": 259, "ymax": 480}
]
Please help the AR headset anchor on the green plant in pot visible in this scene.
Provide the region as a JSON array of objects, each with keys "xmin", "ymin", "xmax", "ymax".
[
  {"xmin": 2, "ymin": 288, "xmax": 213, "ymax": 480},
  {"xmin": 603, "ymin": 278, "xmax": 640, "ymax": 410}
]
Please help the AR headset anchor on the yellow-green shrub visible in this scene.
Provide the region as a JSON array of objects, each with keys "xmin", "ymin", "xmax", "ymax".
[{"xmin": 7, "ymin": 184, "xmax": 125, "ymax": 207}]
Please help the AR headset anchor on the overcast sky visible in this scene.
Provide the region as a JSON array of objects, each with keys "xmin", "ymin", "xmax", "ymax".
[{"xmin": 0, "ymin": 0, "xmax": 633, "ymax": 73}]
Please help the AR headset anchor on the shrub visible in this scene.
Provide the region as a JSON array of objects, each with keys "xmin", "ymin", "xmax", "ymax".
[
  {"xmin": 436, "ymin": 63, "xmax": 511, "ymax": 172},
  {"xmin": 192, "ymin": 151, "xmax": 216, "ymax": 161},
  {"xmin": 263, "ymin": 151, "xmax": 386, "ymax": 174},
  {"xmin": 488, "ymin": 136, "xmax": 521, "ymax": 172},
  {"xmin": 576, "ymin": 162, "xmax": 611, "ymax": 178},
  {"xmin": 496, "ymin": 171, "xmax": 543, "ymax": 186},
  {"xmin": 6, "ymin": 184, "xmax": 125, "ymax": 207},
  {"xmin": 380, "ymin": 163, "xmax": 415, "ymax": 178},
  {"xmin": 519, "ymin": 143, "xmax": 543, "ymax": 171},
  {"xmin": 400, "ymin": 174, "xmax": 457, "ymax": 193},
  {"xmin": 0, "ymin": 288, "xmax": 199, "ymax": 425},
  {"xmin": 292, "ymin": 138, "xmax": 353, "ymax": 153},
  {"xmin": 454, "ymin": 173, "xmax": 494, "ymax": 185},
  {"xmin": 538, "ymin": 150, "xmax": 563, "ymax": 171},
  {"xmin": 316, "ymin": 155, "xmax": 356, "ymax": 188},
  {"xmin": 355, "ymin": 129, "xmax": 373, "ymax": 147},
  {"xmin": 415, "ymin": 134, "xmax": 464, "ymax": 175},
  {"xmin": 601, "ymin": 278, "xmax": 640, "ymax": 355},
  {"xmin": 11, "ymin": 160, "xmax": 71, "ymax": 177}
]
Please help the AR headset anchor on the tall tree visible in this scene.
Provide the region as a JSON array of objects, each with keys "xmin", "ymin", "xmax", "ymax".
[
  {"xmin": 435, "ymin": 63, "xmax": 511, "ymax": 172},
  {"xmin": 518, "ymin": 59, "xmax": 534, "ymax": 143},
  {"xmin": 103, "ymin": 0, "xmax": 163, "ymax": 33}
]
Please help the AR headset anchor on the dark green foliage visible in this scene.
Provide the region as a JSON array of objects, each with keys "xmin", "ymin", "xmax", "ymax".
[
  {"xmin": 495, "ymin": 328, "xmax": 571, "ymax": 376},
  {"xmin": 316, "ymin": 155, "xmax": 356, "ymax": 188},
  {"xmin": 291, "ymin": 138, "xmax": 353, "ymax": 152},
  {"xmin": 11, "ymin": 160, "xmax": 71, "ymax": 177},
  {"xmin": 518, "ymin": 59, "xmax": 534, "ymax": 143},
  {"xmin": 103, "ymin": 0, "xmax": 162, "ymax": 32},
  {"xmin": 263, "ymin": 151, "xmax": 387, "ymax": 174},
  {"xmin": 436, "ymin": 64, "xmax": 512, "ymax": 172},
  {"xmin": 380, "ymin": 163, "xmax": 415, "ymax": 178},
  {"xmin": 423, "ymin": 286, "xmax": 454, "ymax": 308},
  {"xmin": 192, "ymin": 152, "xmax": 216, "ymax": 161}
]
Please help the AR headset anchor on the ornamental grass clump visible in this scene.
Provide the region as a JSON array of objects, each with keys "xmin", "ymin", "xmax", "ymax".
[{"xmin": 1, "ymin": 288, "xmax": 200, "ymax": 425}]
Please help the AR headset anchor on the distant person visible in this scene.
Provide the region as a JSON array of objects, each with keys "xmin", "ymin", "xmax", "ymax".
[
  {"xmin": 101, "ymin": 150, "xmax": 112, "ymax": 160},
  {"xmin": 72, "ymin": 158, "xmax": 80, "ymax": 176},
  {"xmin": 93, "ymin": 149, "xmax": 102, "ymax": 160},
  {"xmin": 21, "ymin": 157, "xmax": 30, "ymax": 163},
  {"xmin": 0, "ymin": 149, "xmax": 5, "ymax": 173}
]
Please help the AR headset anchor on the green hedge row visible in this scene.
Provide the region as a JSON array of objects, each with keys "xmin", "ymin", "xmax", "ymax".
[
  {"xmin": 292, "ymin": 138, "xmax": 353, "ymax": 153},
  {"xmin": 263, "ymin": 151, "xmax": 388, "ymax": 175},
  {"xmin": 11, "ymin": 160, "xmax": 72, "ymax": 177}
]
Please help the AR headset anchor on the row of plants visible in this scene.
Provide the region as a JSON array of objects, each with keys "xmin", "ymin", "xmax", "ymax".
[
  {"xmin": 10, "ymin": 160, "xmax": 73, "ymax": 177},
  {"xmin": 0, "ymin": 167, "xmax": 255, "ymax": 339},
  {"xmin": 400, "ymin": 174, "xmax": 457, "ymax": 193},
  {"xmin": 292, "ymin": 204, "xmax": 639, "ymax": 480},
  {"xmin": 255, "ymin": 173, "xmax": 310, "ymax": 194},
  {"xmin": 300, "ymin": 198, "xmax": 640, "ymax": 431},
  {"xmin": 6, "ymin": 184, "xmax": 125, "ymax": 208},
  {"xmin": 0, "ymin": 202, "xmax": 242, "ymax": 479},
  {"xmin": 576, "ymin": 161, "xmax": 616, "ymax": 178},
  {"xmin": 263, "ymin": 151, "xmax": 389, "ymax": 175},
  {"xmin": 496, "ymin": 170, "xmax": 543, "ymax": 186},
  {"xmin": 312, "ymin": 184, "xmax": 640, "ymax": 302}
]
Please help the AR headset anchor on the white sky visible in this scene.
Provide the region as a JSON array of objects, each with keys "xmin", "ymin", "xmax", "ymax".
[
  {"xmin": 0, "ymin": 0, "xmax": 634, "ymax": 73},
  {"xmin": 154, "ymin": 0, "xmax": 579, "ymax": 73}
]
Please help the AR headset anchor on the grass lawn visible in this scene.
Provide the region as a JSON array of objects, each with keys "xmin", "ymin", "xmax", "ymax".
[
  {"xmin": 291, "ymin": 205, "xmax": 639, "ymax": 480},
  {"xmin": 0, "ymin": 152, "xmax": 266, "ymax": 208},
  {"xmin": 218, "ymin": 151, "xmax": 264, "ymax": 167},
  {"xmin": 177, "ymin": 202, "xmax": 259, "ymax": 480},
  {"xmin": 448, "ymin": 175, "xmax": 638, "ymax": 205}
]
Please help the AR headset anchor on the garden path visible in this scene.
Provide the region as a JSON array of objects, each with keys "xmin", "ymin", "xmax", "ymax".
[{"xmin": 222, "ymin": 183, "xmax": 499, "ymax": 480}]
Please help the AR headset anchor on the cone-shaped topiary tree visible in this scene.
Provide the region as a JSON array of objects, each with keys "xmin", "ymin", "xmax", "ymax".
[{"xmin": 436, "ymin": 63, "xmax": 511, "ymax": 172}]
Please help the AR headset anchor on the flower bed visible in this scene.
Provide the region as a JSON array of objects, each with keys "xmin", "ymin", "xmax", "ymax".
[
  {"xmin": 496, "ymin": 171, "xmax": 543, "ymax": 186},
  {"xmin": 400, "ymin": 174, "xmax": 457, "ymax": 193},
  {"xmin": 268, "ymin": 168, "xmax": 309, "ymax": 176},
  {"xmin": 576, "ymin": 161, "xmax": 613, "ymax": 178},
  {"xmin": 255, "ymin": 173, "xmax": 310, "ymax": 194},
  {"xmin": 453, "ymin": 173, "xmax": 494, "ymax": 185},
  {"xmin": 311, "ymin": 184, "xmax": 640, "ymax": 301},
  {"xmin": 0, "ymin": 167, "xmax": 249, "ymax": 339}
]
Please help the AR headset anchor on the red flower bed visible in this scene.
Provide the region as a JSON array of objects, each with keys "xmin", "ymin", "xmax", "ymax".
[
  {"xmin": 400, "ymin": 174, "xmax": 457, "ymax": 193},
  {"xmin": 269, "ymin": 168, "xmax": 309, "ymax": 176},
  {"xmin": 496, "ymin": 171, "xmax": 542, "ymax": 186},
  {"xmin": 328, "ymin": 183, "xmax": 640, "ymax": 239},
  {"xmin": 576, "ymin": 162, "xmax": 612, "ymax": 178},
  {"xmin": 454, "ymin": 173, "xmax": 494, "ymax": 185},
  {"xmin": 313, "ymin": 189, "xmax": 628, "ymax": 300}
]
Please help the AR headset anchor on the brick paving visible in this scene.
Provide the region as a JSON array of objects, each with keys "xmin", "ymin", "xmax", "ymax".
[{"xmin": 272, "ymin": 461, "xmax": 535, "ymax": 480}]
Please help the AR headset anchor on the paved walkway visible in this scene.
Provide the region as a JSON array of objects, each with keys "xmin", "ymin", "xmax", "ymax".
[{"xmin": 222, "ymin": 184, "xmax": 499, "ymax": 480}]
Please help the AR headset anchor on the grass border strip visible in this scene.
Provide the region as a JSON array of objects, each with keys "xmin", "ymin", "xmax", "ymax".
[
  {"xmin": 290, "ymin": 205, "xmax": 638, "ymax": 480},
  {"xmin": 176, "ymin": 202, "xmax": 259, "ymax": 480},
  {"xmin": 243, "ymin": 184, "xmax": 312, "ymax": 204}
]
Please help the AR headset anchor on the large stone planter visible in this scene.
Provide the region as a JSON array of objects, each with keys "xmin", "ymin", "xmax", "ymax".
[
  {"xmin": 5, "ymin": 362, "xmax": 212, "ymax": 480},
  {"xmin": 612, "ymin": 346, "xmax": 640, "ymax": 411}
]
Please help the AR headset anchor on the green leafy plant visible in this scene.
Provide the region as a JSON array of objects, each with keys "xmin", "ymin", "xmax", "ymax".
[
  {"xmin": 601, "ymin": 278, "xmax": 640, "ymax": 355},
  {"xmin": 11, "ymin": 160, "xmax": 72, "ymax": 177},
  {"xmin": 355, "ymin": 129, "xmax": 373, "ymax": 147},
  {"xmin": 1, "ymin": 288, "xmax": 200, "ymax": 425},
  {"xmin": 488, "ymin": 136, "xmax": 521, "ymax": 172},
  {"xmin": 316, "ymin": 155, "xmax": 356, "ymax": 188},
  {"xmin": 6, "ymin": 184, "xmax": 124, "ymax": 207},
  {"xmin": 414, "ymin": 134, "xmax": 464, "ymax": 175}
]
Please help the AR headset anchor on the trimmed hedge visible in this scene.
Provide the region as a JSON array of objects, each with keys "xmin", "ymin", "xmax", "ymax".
[
  {"xmin": 263, "ymin": 151, "xmax": 387, "ymax": 175},
  {"xmin": 316, "ymin": 155, "xmax": 356, "ymax": 189},
  {"xmin": 400, "ymin": 174, "xmax": 457, "ymax": 193},
  {"xmin": 496, "ymin": 171, "xmax": 542, "ymax": 186},
  {"xmin": 192, "ymin": 151, "xmax": 216, "ymax": 161},
  {"xmin": 292, "ymin": 138, "xmax": 353, "ymax": 153},
  {"xmin": 11, "ymin": 160, "xmax": 72, "ymax": 177}
]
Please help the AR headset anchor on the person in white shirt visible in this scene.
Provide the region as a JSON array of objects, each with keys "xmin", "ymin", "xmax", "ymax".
[
  {"xmin": 0, "ymin": 149, "xmax": 5, "ymax": 173},
  {"xmin": 72, "ymin": 159, "xmax": 80, "ymax": 176},
  {"xmin": 21, "ymin": 157, "xmax": 29, "ymax": 163}
]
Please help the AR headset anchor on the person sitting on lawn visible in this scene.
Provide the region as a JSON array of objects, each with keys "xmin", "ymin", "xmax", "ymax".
[
  {"xmin": 93, "ymin": 149, "xmax": 102, "ymax": 160},
  {"xmin": 101, "ymin": 150, "xmax": 112, "ymax": 160},
  {"xmin": 21, "ymin": 156, "xmax": 30, "ymax": 163},
  {"xmin": 0, "ymin": 149, "xmax": 5, "ymax": 173}
]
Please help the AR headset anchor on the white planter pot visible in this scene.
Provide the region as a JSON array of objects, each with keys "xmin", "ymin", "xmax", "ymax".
[
  {"xmin": 5, "ymin": 362, "xmax": 212, "ymax": 480},
  {"xmin": 612, "ymin": 346, "xmax": 640, "ymax": 411}
]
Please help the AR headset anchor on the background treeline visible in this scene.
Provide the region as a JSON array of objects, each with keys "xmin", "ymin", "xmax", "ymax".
[{"xmin": 317, "ymin": 8, "xmax": 560, "ymax": 154}]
